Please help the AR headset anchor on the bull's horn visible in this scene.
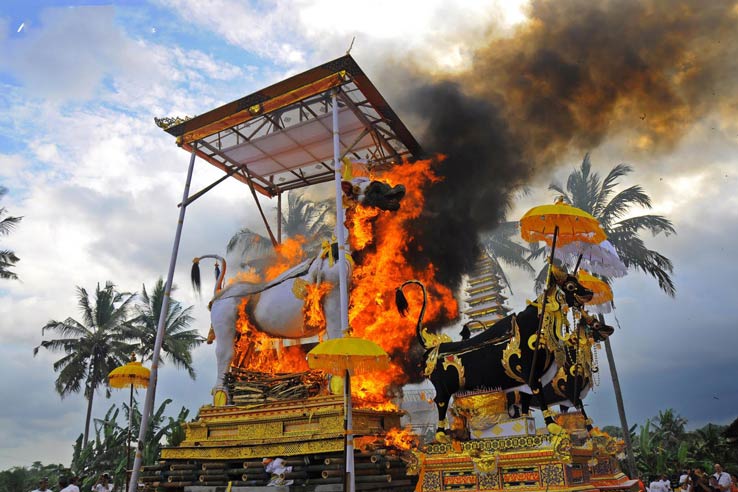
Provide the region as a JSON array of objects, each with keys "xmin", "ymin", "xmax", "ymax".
[{"xmin": 550, "ymin": 264, "xmax": 568, "ymax": 284}]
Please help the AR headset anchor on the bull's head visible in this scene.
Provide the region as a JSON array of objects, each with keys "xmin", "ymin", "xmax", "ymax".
[
  {"xmin": 342, "ymin": 177, "xmax": 406, "ymax": 211},
  {"xmin": 579, "ymin": 311, "xmax": 615, "ymax": 342},
  {"xmin": 551, "ymin": 265, "xmax": 593, "ymax": 308}
]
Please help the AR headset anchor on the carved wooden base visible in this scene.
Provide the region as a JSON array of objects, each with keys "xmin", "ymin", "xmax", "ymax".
[
  {"xmin": 161, "ymin": 395, "xmax": 403, "ymax": 460},
  {"xmin": 413, "ymin": 413, "xmax": 636, "ymax": 492}
]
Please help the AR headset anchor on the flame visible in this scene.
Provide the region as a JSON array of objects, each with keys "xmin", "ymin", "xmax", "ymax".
[
  {"xmin": 232, "ymin": 299, "xmax": 309, "ymax": 374},
  {"xmin": 349, "ymin": 205, "xmax": 380, "ymax": 251},
  {"xmin": 264, "ymin": 235, "xmax": 307, "ymax": 281},
  {"xmin": 303, "ymin": 282, "xmax": 333, "ymax": 333},
  {"xmin": 226, "ymin": 159, "xmax": 458, "ymax": 409},
  {"xmin": 227, "ymin": 269, "xmax": 262, "ymax": 286},
  {"xmin": 384, "ymin": 427, "xmax": 418, "ymax": 451},
  {"xmin": 349, "ymin": 159, "xmax": 458, "ymax": 408}
]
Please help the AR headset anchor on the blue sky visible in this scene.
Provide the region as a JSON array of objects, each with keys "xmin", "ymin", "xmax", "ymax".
[{"xmin": 1, "ymin": 0, "xmax": 737, "ymax": 469}]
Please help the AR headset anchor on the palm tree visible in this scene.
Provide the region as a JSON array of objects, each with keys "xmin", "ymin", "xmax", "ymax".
[
  {"xmin": 126, "ymin": 278, "xmax": 201, "ymax": 379},
  {"xmin": 544, "ymin": 153, "xmax": 676, "ymax": 477},
  {"xmin": 652, "ymin": 408, "xmax": 688, "ymax": 450},
  {"xmin": 0, "ymin": 186, "xmax": 22, "ymax": 280},
  {"xmin": 280, "ymin": 190, "xmax": 334, "ymax": 253},
  {"xmin": 481, "ymin": 221, "xmax": 535, "ymax": 278},
  {"xmin": 34, "ymin": 281, "xmax": 135, "ymax": 446},
  {"xmin": 548, "ymin": 154, "xmax": 676, "ymax": 293}
]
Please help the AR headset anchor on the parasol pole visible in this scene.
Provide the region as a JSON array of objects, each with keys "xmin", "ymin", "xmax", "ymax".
[
  {"xmin": 128, "ymin": 144, "xmax": 197, "ymax": 492},
  {"xmin": 332, "ymin": 89, "xmax": 349, "ymax": 334},
  {"xmin": 528, "ymin": 225, "xmax": 558, "ymax": 388},
  {"xmin": 344, "ymin": 369, "xmax": 355, "ymax": 492},
  {"xmin": 127, "ymin": 383, "xmax": 133, "ymax": 475}
]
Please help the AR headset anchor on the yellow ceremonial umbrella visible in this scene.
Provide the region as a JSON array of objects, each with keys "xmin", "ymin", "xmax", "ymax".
[
  {"xmin": 307, "ymin": 337, "xmax": 389, "ymax": 492},
  {"xmin": 519, "ymin": 201, "xmax": 606, "ymax": 386},
  {"xmin": 577, "ymin": 269, "xmax": 614, "ymax": 313},
  {"xmin": 108, "ymin": 355, "xmax": 150, "ymax": 473},
  {"xmin": 520, "ymin": 201, "xmax": 606, "ymax": 247}
]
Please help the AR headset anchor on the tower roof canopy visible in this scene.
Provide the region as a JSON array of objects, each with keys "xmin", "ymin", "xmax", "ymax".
[{"xmin": 158, "ymin": 55, "xmax": 421, "ymax": 197}]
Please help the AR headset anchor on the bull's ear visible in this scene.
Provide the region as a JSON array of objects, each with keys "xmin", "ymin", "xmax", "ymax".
[
  {"xmin": 341, "ymin": 181, "xmax": 354, "ymax": 198},
  {"xmin": 598, "ymin": 324, "xmax": 615, "ymax": 339}
]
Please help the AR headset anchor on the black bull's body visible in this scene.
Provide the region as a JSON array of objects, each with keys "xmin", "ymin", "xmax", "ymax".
[
  {"xmin": 396, "ymin": 269, "xmax": 594, "ymax": 440},
  {"xmin": 508, "ymin": 317, "xmax": 614, "ymax": 431}
]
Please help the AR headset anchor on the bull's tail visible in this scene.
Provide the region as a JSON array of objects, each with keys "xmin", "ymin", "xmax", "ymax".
[
  {"xmin": 191, "ymin": 255, "xmax": 227, "ymax": 298},
  {"xmin": 395, "ymin": 280, "xmax": 429, "ymax": 349},
  {"xmin": 191, "ymin": 259, "xmax": 202, "ymax": 295}
]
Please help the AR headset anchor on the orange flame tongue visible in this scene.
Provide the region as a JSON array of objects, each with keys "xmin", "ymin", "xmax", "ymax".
[
  {"xmin": 265, "ymin": 235, "xmax": 307, "ymax": 281},
  {"xmin": 233, "ymin": 299, "xmax": 309, "ymax": 374},
  {"xmin": 303, "ymin": 282, "xmax": 333, "ymax": 332},
  {"xmin": 384, "ymin": 427, "xmax": 418, "ymax": 451}
]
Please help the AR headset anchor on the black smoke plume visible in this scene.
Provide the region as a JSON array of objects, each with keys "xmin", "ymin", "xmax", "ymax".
[{"xmin": 398, "ymin": 0, "xmax": 738, "ymax": 291}]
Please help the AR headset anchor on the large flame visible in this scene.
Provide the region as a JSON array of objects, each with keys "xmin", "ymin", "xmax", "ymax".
[
  {"xmin": 349, "ymin": 159, "xmax": 458, "ymax": 408},
  {"xmin": 265, "ymin": 236, "xmax": 307, "ymax": 281},
  {"xmin": 233, "ymin": 298, "xmax": 310, "ymax": 373},
  {"xmin": 227, "ymin": 160, "xmax": 458, "ymax": 406}
]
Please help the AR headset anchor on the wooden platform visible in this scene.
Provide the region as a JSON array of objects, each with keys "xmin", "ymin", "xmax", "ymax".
[{"xmin": 161, "ymin": 395, "xmax": 402, "ymax": 460}]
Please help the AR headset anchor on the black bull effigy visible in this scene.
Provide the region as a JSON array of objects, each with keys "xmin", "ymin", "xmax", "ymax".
[
  {"xmin": 507, "ymin": 313, "xmax": 614, "ymax": 430},
  {"xmin": 395, "ymin": 266, "xmax": 595, "ymax": 442}
]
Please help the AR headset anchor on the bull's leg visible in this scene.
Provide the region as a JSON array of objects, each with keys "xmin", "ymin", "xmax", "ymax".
[
  {"xmin": 506, "ymin": 392, "xmax": 521, "ymax": 418},
  {"xmin": 210, "ymin": 299, "xmax": 237, "ymax": 398},
  {"xmin": 520, "ymin": 392, "xmax": 532, "ymax": 416},
  {"xmin": 533, "ymin": 379, "xmax": 564, "ymax": 436},
  {"xmin": 434, "ymin": 392, "xmax": 452, "ymax": 443},
  {"xmin": 214, "ymin": 336, "xmax": 234, "ymax": 393}
]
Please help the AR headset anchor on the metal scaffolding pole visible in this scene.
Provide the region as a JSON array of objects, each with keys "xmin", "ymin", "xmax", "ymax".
[
  {"xmin": 127, "ymin": 145, "xmax": 197, "ymax": 492},
  {"xmin": 332, "ymin": 89, "xmax": 354, "ymax": 492}
]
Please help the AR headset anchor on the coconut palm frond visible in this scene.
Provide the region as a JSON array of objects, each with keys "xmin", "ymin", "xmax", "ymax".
[
  {"xmin": 600, "ymin": 185, "xmax": 652, "ymax": 226},
  {"xmin": 612, "ymin": 215, "xmax": 676, "ymax": 238},
  {"xmin": 549, "ymin": 154, "xmax": 675, "ymax": 297},
  {"xmin": 594, "ymin": 163, "xmax": 633, "ymax": 216}
]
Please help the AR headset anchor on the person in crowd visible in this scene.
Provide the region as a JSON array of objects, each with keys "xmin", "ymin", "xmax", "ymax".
[
  {"xmin": 59, "ymin": 476, "xmax": 76, "ymax": 492},
  {"xmin": 92, "ymin": 473, "xmax": 114, "ymax": 492},
  {"xmin": 651, "ymin": 475, "xmax": 667, "ymax": 492},
  {"xmin": 712, "ymin": 464, "xmax": 732, "ymax": 492},
  {"xmin": 638, "ymin": 477, "xmax": 647, "ymax": 492},
  {"xmin": 691, "ymin": 467, "xmax": 712, "ymax": 492},
  {"xmin": 679, "ymin": 469, "xmax": 693, "ymax": 492},
  {"xmin": 68, "ymin": 476, "xmax": 80, "ymax": 492},
  {"xmin": 661, "ymin": 474, "xmax": 673, "ymax": 492},
  {"xmin": 31, "ymin": 476, "xmax": 52, "ymax": 492},
  {"xmin": 729, "ymin": 473, "xmax": 738, "ymax": 492}
]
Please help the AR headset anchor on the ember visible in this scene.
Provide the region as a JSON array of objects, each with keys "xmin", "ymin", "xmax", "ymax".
[{"xmin": 384, "ymin": 427, "xmax": 418, "ymax": 451}]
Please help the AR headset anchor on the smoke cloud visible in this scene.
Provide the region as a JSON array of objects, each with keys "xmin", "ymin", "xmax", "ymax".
[{"xmin": 401, "ymin": 0, "xmax": 738, "ymax": 289}]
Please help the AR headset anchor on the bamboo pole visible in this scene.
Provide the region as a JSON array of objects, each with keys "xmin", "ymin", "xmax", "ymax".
[{"xmin": 128, "ymin": 145, "xmax": 197, "ymax": 492}]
